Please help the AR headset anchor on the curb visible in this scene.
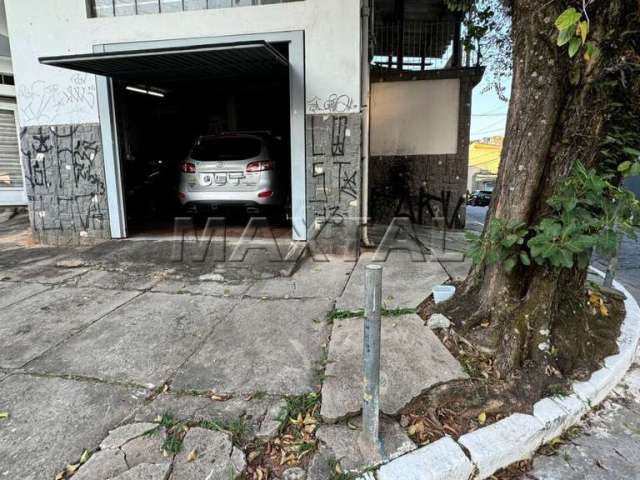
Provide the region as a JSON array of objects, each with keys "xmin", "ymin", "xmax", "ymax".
[{"xmin": 373, "ymin": 269, "xmax": 640, "ymax": 480}]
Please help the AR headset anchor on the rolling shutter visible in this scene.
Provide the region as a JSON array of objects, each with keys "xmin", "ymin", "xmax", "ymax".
[{"xmin": 0, "ymin": 109, "xmax": 22, "ymax": 189}]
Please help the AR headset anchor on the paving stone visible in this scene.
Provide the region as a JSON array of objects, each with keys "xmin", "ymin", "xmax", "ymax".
[
  {"xmin": 246, "ymin": 256, "xmax": 355, "ymax": 299},
  {"xmin": 0, "ymin": 281, "xmax": 50, "ymax": 308},
  {"xmin": 0, "ymin": 374, "xmax": 142, "ymax": 480},
  {"xmin": 170, "ymin": 427, "xmax": 245, "ymax": 479},
  {"xmin": 74, "ymin": 449, "xmax": 129, "ymax": 480},
  {"xmin": 316, "ymin": 417, "xmax": 415, "ymax": 472},
  {"xmin": 377, "ymin": 436, "xmax": 474, "ymax": 480},
  {"xmin": 121, "ymin": 432, "xmax": 168, "ymax": 468},
  {"xmin": 133, "ymin": 393, "xmax": 276, "ymax": 435},
  {"xmin": 172, "ymin": 298, "xmax": 332, "ymax": 395},
  {"xmin": 439, "ymin": 258, "xmax": 472, "ymax": 283},
  {"xmin": 27, "ymin": 292, "xmax": 237, "ymax": 387},
  {"xmin": 307, "ymin": 446, "xmax": 336, "ymax": 480},
  {"xmin": 321, "ymin": 314, "xmax": 467, "ymax": 421},
  {"xmin": 109, "ymin": 463, "xmax": 172, "ymax": 480},
  {"xmin": 336, "ymin": 252, "xmax": 450, "ymax": 310},
  {"xmin": 100, "ymin": 423, "xmax": 159, "ymax": 449},
  {"xmin": 257, "ymin": 398, "xmax": 287, "ymax": 439},
  {"xmin": 0, "ymin": 286, "xmax": 139, "ymax": 368}
]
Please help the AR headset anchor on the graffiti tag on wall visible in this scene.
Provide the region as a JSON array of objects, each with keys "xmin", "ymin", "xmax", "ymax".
[
  {"xmin": 21, "ymin": 124, "xmax": 108, "ymax": 239},
  {"xmin": 18, "ymin": 73, "xmax": 98, "ymax": 126},
  {"xmin": 307, "ymin": 114, "xmax": 360, "ymax": 230}
]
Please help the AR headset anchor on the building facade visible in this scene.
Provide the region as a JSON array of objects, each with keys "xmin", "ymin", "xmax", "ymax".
[{"xmin": 5, "ymin": 0, "xmax": 482, "ymax": 246}]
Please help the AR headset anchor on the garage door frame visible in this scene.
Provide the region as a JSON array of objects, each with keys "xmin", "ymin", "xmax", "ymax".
[{"xmin": 93, "ymin": 31, "xmax": 307, "ymax": 240}]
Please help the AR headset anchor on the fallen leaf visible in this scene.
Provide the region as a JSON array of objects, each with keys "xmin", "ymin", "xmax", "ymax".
[
  {"xmin": 79, "ymin": 449, "xmax": 92, "ymax": 464},
  {"xmin": 65, "ymin": 463, "xmax": 80, "ymax": 475},
  {"xmin": 187, "ymin": 449, "xmax": 198, "ymax": 462},
  {"xmin": 478, "ymin": 412, "xmax": 487, "ymax": 426},
  {"xmin": 0, "ymin": 411, "xmax": 8, "ymax": 420}
]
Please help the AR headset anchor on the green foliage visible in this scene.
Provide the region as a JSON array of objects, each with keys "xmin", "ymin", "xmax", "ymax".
[
  {"xmin": 555, "ymin": 7, "xmax": 599, "ymax": 60},
  {"xmin": 466, "ymin": 219, "xmax": 528, "ymax": 273},
  {"xmin": 468, "ymin": 163, "xmax": 640, "ymax": 272}
]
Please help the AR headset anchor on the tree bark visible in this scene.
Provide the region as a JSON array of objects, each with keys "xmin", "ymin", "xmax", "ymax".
[{"xmin": 453, "ymin": 0, "xmax": 640, "ymax": 376}]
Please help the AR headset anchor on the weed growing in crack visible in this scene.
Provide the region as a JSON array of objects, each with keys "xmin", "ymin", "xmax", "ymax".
[
  {"xmin": 199, "ymin": 417, "xmax": 253, "ymax": 448},
  {"xmin": 326, "ymin": 307, "xmax": 417, "ymax": 322}
]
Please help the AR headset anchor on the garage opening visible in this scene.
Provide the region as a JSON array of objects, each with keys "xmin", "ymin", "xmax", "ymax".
[{"xmin": 40, "ymin": 41, "xmax": 294, "ymax": 240}]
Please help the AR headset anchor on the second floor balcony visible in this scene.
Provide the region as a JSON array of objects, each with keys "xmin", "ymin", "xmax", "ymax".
[{"xmin": 371, "ymin": 19, "xmax": 481, "ymax": 73}]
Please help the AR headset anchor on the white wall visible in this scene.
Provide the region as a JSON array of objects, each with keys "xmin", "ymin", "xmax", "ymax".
[
  {"xmin": 5, "ymin": 0, "xmax": 362, "ymax": 127},
  {"xmin": 370, "ymin": 79, "xmax": 460, "ymax": 156}
]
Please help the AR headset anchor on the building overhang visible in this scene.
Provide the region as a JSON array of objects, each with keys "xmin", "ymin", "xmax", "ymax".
[{"xmin": 39, "ymin": 41, "xmax": 289, "ymax": 83}]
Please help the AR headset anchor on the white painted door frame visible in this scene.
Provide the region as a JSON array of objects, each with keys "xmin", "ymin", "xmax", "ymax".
[{"xmin": 94, "ymin": 30, "xmax": 307, "ymax": 240}]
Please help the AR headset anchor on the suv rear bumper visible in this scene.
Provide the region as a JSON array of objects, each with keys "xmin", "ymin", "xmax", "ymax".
[{"xmin": 179, "ymin": 190, "xmax": 280, "ymax": 206}]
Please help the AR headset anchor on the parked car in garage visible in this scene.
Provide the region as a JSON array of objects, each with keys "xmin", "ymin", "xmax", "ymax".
[
  {"xmin": 467, "ymin": 190, "xmax": 492, "ymax": 207},
  {"xmin": 178, "ymin": 132, "xmax": 290, "ymax": 218}
]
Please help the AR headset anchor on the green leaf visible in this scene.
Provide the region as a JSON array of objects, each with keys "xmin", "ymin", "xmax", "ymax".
[
  {"xmin": 0, "ymin": 411, "xmax": 8, "ymax": 420},
  {"xmin": 504, "ymin": 257, "xmax": 517, "ymax": 273},
  {"xmin": 584, "ymin": 41, "xmax": 600, "ymax": 61},
  {"xmin": 623, "ymin": 147, "xmax": 640, "ymax": 157},
  {"xmin": 555, "ymin": 8, "xmax": 582, "ymax": 31},
  {"xmin": 579, "ymin": 21, "xmax": 589, "ymax": 44},
  {"xmin": 618, "ymin": 161, "xmax": 632, "ymax": 173},
  {"xmin": 557, "ymin": 28, "xmax": 575, "ymax": 47},
  {"xmin": 569, "ymin": 37, "xmax": 582, "ymax": 58},
  {"xmin": 520, "ymin": 251, "xmax": 531, "ymax": 266}
]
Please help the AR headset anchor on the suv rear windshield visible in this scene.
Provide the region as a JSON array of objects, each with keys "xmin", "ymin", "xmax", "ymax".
[{"xmin": 191, "ymin": 137, "xmax": 262, "ymax": 161}]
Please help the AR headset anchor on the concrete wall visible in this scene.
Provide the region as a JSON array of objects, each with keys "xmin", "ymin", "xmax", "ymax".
[
  {"xmin": 4, "ymin": 0, "xmax": 363, "ymax": 244},
  {"xmin": 21, "ymin": 123, "xmax": 110, "ymax": 244},
  {"xmin": 370, "ymin": 79, "xmax": 460, "ymax": 156},
  {"xmin": 306, "ymin": 113, "xmax": 361, "ymax": 254},
  {"xmin": 5, "ymin": 0, "xmax": 362, "ymax": 126}
]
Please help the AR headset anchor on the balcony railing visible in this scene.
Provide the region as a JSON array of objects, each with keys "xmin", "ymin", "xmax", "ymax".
[
  {"xmin": 89, "ymin": 0, "xmax": 303, "ymax": 18},
  {"xmin": 371, "ymin": 20, "xmax": 480, "ymax": 71}
]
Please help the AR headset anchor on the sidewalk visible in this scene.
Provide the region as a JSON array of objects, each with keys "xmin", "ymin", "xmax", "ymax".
[{"xmin": 0, "ymin": 215, "xmax": 468, "ymax": 479}]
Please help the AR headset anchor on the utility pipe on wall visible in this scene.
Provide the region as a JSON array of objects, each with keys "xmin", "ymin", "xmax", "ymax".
[{"xmin": 361, "ymin": 0, "xmax": 373, "ymax": 247}]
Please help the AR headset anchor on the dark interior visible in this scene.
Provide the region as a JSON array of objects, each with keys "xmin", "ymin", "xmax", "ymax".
[{"xmin": 110, "ymin": 43, "xmax": 292, "ymax": 237}]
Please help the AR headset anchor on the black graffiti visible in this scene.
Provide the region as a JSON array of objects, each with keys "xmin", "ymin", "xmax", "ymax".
[
  {"xmin": 21, "ymin": 125, "xmax": 107, "ymax": 235},
  {"xmin": 336, "ymin": 162, "xmax": 357, "ymax": 201},
  {"xmin": 331, "ymin": 116, "xmax": 348, "ymax": 156}
]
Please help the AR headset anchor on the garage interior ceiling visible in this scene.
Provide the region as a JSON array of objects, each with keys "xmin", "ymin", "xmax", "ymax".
[{"xmin": 39, "ymin": 42, "xmax": 289, "ymax": 83}]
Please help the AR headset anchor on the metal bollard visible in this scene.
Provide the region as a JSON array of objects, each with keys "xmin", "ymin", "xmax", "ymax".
[{"xmin": 360, "ymin": 264, "xmax": 384, "ymax": 460}]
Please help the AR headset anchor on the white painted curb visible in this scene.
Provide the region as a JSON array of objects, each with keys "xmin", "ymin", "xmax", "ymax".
[{"xmin": 373, "ymin": 269, "xmax": 640, "ymax": 479}]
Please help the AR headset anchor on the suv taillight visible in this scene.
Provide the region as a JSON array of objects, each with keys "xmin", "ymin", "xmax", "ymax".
[
  {"xmin": 246, "ymin": 160, "xmax": 273, "ymax": 173},
  {"xmin": 180, "ymin": 162, "xmax": 196, "ymax": 174}
]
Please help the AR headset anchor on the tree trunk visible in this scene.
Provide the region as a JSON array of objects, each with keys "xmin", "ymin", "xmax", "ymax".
[{"xmin": 452, "ymin": 0, "xmax": 640, "ymax": 376}]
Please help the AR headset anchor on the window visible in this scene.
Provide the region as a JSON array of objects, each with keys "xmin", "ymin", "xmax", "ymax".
[
  {"xmin": 89, "ymin": 0, "xmax": 303, "ymax": 18},
  {"xmin": 190, "ymin": 137, "xmax": 263, "ymax": 161}
]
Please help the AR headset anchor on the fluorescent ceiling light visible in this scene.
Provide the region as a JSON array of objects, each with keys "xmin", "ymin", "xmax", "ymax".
[{"xmin": 125, "ymin": 85, "xmax": 165, "ymax": 98}]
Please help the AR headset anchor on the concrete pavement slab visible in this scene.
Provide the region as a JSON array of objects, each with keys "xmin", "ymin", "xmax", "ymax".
[
  {"xmin": 74, "ymin": 268, "xmax": 163, "ymax": 291},
  {"xmin": 321, "ymin": 314, "xmax": 467, "ymax": 421},
  {"xmin": 172, "ymin": 297, "xmax": 332, "ymax": 395},
  {"xmin": 246, "ymin": 256, "xmax": 355, "ymax": 299},
  {"xmin": 0, "ymin": 280, "xmax": 50, "ymax": 308},
  {"xmin": 0, "ymin": 260, "xmax": 89, "ymax": 284},
  {"xmin": 27, "ymin": 292, "xmax": 237, "ymax": 388},
  {"xmin": 170, "ymin": 427, "xmax": 246, "ymax": 479},
  {"xmin": 0, "ymin": 374, "xmax": 143, "ymax": 480},
  {"xmin": 315, "ymin": 417, "xmax": 416, "ymax": 473},
  {"xmin": 152, "ymin": 277, "xmax": 253, "ymax": 297},
  {"xmin": 336, "ymin": 252, "xmax": 449, "ymax": 311},
  {"xmin": 0, "ymin": 286, "xmax": 139, "ymax": 368}
]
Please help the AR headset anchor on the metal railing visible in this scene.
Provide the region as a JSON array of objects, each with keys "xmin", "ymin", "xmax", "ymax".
[
  {"xmin": 89, "ymin": 0, "xmax": 302, "ymax": 18},
  {"xmin": 372, "ymin": 20, "xmax": 480, "ymax": 71}
]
